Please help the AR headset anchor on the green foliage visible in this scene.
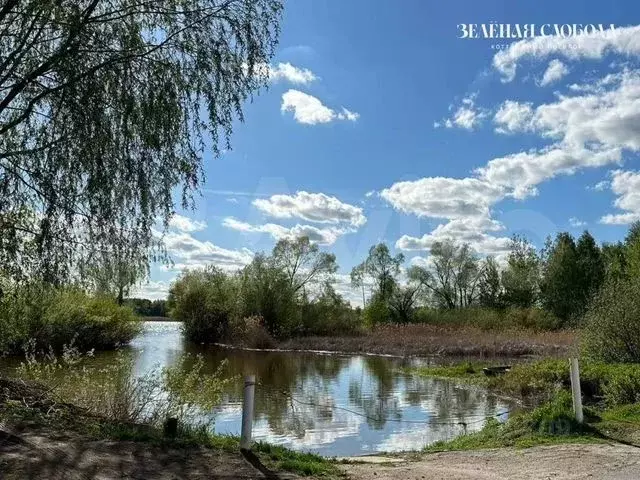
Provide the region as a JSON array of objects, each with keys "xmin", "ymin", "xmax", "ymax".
[
  {"xmin": 412, "ymin": 306, "xmax": 561, "ymax": 331},
  {"xmin": 353, "ymin": 243, "xmax": 404, "ymax": 301},
  {"xmin": 363, "ymin": 293, "xmax": 391, "ymax": 326},
  {"xmin": 0, "ymin": 283, "xmax": 141, "ymax": 354},
  {"xmin": 582, "ymin": 276, "xmax": 640, "ymax": 363},
  {"xmin": 239, "ymin": 254, "xmax": 300, "ymax": 338},
  {"xmin": 0, "ymin": 1, "xmax": 283, "ymax": 284},
  {"xmin": 575, "ymin": 231, "xmax": 605, "ymax": 310},
  {"xmin": 425, "ymin": 392, "xmax": 596, "ymax": 453},
  {"xmin": 124, "ymin": 298, "xmax": 168, "ymax": 317},
  {"xmin": 501, "ymin": 235, "xmax": 540, "ymax": 309},
  {"xmin": 301, "ymin": 283, "xmax": 363, "ymax": 336},
  {"xmin": 478, "ymin": 256, "xmax": 503, "ymax": 308},
  {"xmin": 253, "ymin": 442, "xmax": 342, "ymax": 477},
  {"xmin": 167, "ymin": 237, "xmax": 359, "ymax": 343},
  {"xmin": 168, "ymin": 266, "xmax": 240, "ymax": 343}
]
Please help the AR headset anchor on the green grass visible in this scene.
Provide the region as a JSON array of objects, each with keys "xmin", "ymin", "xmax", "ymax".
[
  {"xmin": 424, "ymin": 392, "xmax": 603, "ymax": 453},
  {"xmin": 408, "ymin": 361, "xmax": 488, "ymax": 383},
  {"xmin": 411, "ymin": 358, "xmax": 640, "ymax": 452},
  {"xmin": 253, "ymin": 442, "xmax": 343, "ymax": 477}
]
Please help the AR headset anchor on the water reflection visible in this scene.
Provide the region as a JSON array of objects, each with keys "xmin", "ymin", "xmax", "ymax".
[
  {"xmin": 133, "ymin": 322, "xmax": 514, "ymax": 456},
  {"xmin": 1, "ymin": 321, "xmax": 516, "ymax": 456}
]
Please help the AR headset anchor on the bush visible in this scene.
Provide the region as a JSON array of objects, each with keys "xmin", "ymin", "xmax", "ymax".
[
  {"xmin": 300, "ymin": 286, "xmax": 363, "ymax": 336},
  {"xmin": 582, "ymin": 277, "xmax": 640, "ymax": 363},
  {"xmin": 363, "ymin": 294, "xmax": 391, "ymax": 326},
  {"xmin": 168, "ymin": 267, "xmax": 240, "ymax": 343},
  {"xmin": 0, "ymin": 284, "xmax": 141, "ymax": 354},
  {"xmin": 228, "ymin": 316, "xmax": 276, "ymax": 349}
]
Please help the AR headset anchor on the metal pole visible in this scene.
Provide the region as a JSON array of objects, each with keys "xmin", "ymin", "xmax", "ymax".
[
  {"xmin": 569, "ymin": 358, "xmax": 584, "ymax": 424},
  {"xmin": 240, "ymin": 375, "xmax": 256, "ymax": 450}
]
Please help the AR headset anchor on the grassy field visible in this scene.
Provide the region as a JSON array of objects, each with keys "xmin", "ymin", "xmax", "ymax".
[{"xmin": 279, "ymin": 324, "xmax": 576, "ymax": 358}]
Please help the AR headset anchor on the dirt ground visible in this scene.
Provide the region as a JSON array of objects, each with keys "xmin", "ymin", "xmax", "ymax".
[
  {"xmin": 0, "ymin": 430, "xmax": 294, "ymax": 480},
  {"xmin": 343, "ymin": 444, "xmax": 640, "ymax": 480}
]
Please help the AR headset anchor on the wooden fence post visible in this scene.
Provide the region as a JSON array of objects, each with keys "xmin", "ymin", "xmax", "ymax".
[
  {"xmin": 240, "ymin": 375, "xmax": 256, "ymax": 450},
  {"xmin": 569, "ymin": 358, "xmax": 584, "ymax": 424}
]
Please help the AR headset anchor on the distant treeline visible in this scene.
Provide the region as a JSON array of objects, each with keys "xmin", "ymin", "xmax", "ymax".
[
  {"xmin": 124, "ymin": 298, "xmax": 168, "ymax": 317},
  {"xmin": 168, "ymin": 222, "xmax": 640, "ymax": 363}
]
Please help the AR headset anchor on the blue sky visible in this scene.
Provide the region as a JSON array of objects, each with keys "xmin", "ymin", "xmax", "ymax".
[{"xmin": 136, "ymin": 1, "xmax": 640, "ymax": 302}]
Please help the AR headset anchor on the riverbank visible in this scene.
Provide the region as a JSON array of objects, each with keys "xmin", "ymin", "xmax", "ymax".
[
  {"xmin": 0, "ymin": 376, "xmax": 342, "ymax": 479},
  {"xmin": 278, "ymin": 324, "xmax": 575, "ymax": 358}
]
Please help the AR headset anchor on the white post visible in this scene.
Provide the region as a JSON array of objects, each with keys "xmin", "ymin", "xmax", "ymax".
[
  {"xmin": 569, "ymin": 358, "xmax": 584, "ymax": 424},
  {"xmin": 240, "ymin": 375, "xmax": 256, "ymax": 450}
]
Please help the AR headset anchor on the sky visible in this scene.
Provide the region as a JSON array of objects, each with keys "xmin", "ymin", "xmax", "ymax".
[{"xmin": 135, "ymin": 0, "xmax": 640, "ymax": 304}]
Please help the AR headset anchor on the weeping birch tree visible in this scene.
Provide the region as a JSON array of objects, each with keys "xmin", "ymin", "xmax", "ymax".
[{"xmin": 0, "ymin": 0, "xmax": 283, "ymax": 284}]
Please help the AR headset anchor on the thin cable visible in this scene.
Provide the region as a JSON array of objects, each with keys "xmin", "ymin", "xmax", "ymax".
[{"xmin": 257, "ymin": 382, "xmax": 510, "ymax": 427}]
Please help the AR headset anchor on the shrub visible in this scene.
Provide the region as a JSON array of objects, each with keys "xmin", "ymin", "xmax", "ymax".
[
  {"xmin": 168, "ymin": 267, "xmax": 240, "ymax": 343},
  {"xmin": 363, "ymin": 293, "xmax": 391, "ymax": 326},
  {"xmin": 582, "ymin": 277, "xmax": 640, "ymax": 363},
  {"xmin": 40, "ymin": 290, "xmax": 141, "ymax": 351},
  {"xmin": 0, "ymin": 284, "xmax": 140, "ymax": 354},
  {"xmin": 228, "ymin": 316, "xmax": 276, "ymax": 349}
]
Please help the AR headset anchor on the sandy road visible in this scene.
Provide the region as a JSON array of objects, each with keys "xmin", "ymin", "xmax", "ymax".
[{"xmin": 342, "ymin": 444, "xmax": 640, "ymax": 480}]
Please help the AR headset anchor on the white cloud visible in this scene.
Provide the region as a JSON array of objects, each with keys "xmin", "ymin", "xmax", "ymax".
[
  {"xmin": 476, "ymin": 145, "xmax": 621, "ymax": 199},
  {"xmin": 130, "ymin": 280, "xmax": 172, "ymax": 300},
  {"xmin": 268, "ymin": 62, "xmax": 318, "ymax": 84},
  {"xmin": 253, "ymin": 191, "xmax": 366, "ymax": 227},
  {"xmin": 539, "ymin": 59, "xmax": 569, "ymax": 86},
  {"xmin": 600, "ymin": 170, "xmax": 640, "ymax": 224},
  {"xmin": 222, "ymin": 217, "xmax": 350, "ymax": 245},
  {"xmin": 494, "ymin": 100, "xmax": 535, "ymax": 134},
  {"xmin": 281, "ymin": 90, "xmax": 359, "ymax": 125},
  {"xmin": 569, "ymin": 217, "xmax": 587, "ymax": 227},
  {"xmin": 395, "ymin": 217, "xmax": 511, "ymax": 257},
  {"xmin": 364, "ymin": 190, "xmax": 376, "ymax": 198},
  {"xmin": 592, "ymin": 180, "xmax": 610, "ymax": 191},
  {"xmin": 162, "ymin": 231, "xmax": 253, "ymax": 271},
  {"xmin": 168, "ymin": 214, "xmax": 207, "ymax": 233},
  {"xmin": 493, "ymin": 24, "xmax": 640, "ymax": 82},
  {"xmin": 380, "ymin": 177, "xmax": 504, "ymax": 220},
  {"xmin": 443, "ymin": 93, "xmax": 487, "ymax": 130}
]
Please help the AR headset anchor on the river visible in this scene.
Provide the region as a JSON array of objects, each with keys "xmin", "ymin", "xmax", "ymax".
[{"xmin": 2, "ymin": 321, "xmax": 518, "ymax": 456}]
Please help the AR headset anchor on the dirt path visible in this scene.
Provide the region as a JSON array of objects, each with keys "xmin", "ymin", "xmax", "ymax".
[
  {"xmin": 343, "ymin": 444, "xmax": 640, "ymax": 480},
  {"xmin": 0, "ymin": 430, "xmax": 298, "ymax": 480}
]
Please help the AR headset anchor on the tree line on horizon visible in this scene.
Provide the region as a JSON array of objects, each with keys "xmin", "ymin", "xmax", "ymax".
[{"xmin": 166, "ymin": 222, "xmax": 640, "ymax": 357}]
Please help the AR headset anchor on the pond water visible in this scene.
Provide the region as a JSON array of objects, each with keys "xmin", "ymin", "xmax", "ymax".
[{"xmin": 3, "ymin": 321, "xmax": 518, "ymax": 456}]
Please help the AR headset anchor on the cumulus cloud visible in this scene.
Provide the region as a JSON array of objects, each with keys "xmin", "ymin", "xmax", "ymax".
[
  {"xmin": 281, "ymin": 90, "xmax": 359, "ymax": 124},
  {"xmin": 395, "ymin": 217, "xmax": 511, "ymax": 257},
  {"xmin": 380, "ymin": 177, "xmax": 504, "ymax": 220},
  {"xmin": 493, "ymin": 24, "xmax": 640, "ymax": 82},
  {"xmin": 253, "ymin": 191, "xmax": 366, "ymax": 227},
  {"xmin": 539, "ymin": 59, "xmax": 570, "ymax": 86},
  {"xmin": 443, "ymin": 93, "xmax": 487, "ymax": 130},
  {"xmin": 268, "ymin": 62, "xmax": 318, "ymax": 84},
  {"xmin": 130, "ymin": 280, "xmax": 172, "ymax": 300},
  {"xmin": 494, "ymin": 100, "xmax": 535, "ymax": 134},
  {"xmin": 168, "ymin": 214, "xmax": 207, "ymax": 233},
  {"xmin": 600, "ymin": 170, "xmax": 640, "ymax": 224},
  {"xmin": 476, "ymin": 145, "xmax": 621, "ymax": 199},
  {"xmin": 569, "ymin": 217, "xmax": 587, "ymax": 227},
  {"xmin": 162, "ymin": 231, "xmax": 253, "ymax": 271},
  {"xmin": 222, "ymin": 217, "xmax": 350, "ymax": 245}
]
